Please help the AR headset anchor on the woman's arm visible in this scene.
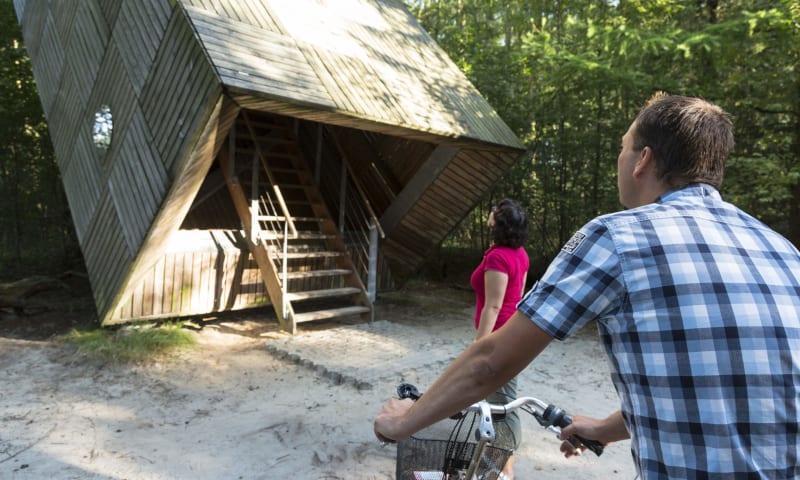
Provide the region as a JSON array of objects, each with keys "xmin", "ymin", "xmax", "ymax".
[{"xmin": 475, "ymin": 269, "xmax": 508, "ymax": 341}]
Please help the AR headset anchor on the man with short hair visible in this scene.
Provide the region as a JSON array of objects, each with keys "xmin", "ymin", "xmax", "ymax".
[{"xmin": 375, "ymin": 93, "xmax": 800, "ymax": 479}]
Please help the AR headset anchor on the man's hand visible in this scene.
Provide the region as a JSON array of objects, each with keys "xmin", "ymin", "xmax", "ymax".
[
  {"xmin": 558, "ymin": 410, "xmax": 629, "ymax": 458},
  {"xmin": 374, "ymin": 397, "xmax": 414, "ymax": 443},
  {"xmin": 558, "ymin": 415, "xmax": 603, "ymax": 458}
]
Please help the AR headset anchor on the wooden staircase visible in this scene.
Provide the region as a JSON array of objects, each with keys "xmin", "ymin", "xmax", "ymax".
[{"xmin": 219, "ymin": 112, "xmax": 372, "ymax": 334}]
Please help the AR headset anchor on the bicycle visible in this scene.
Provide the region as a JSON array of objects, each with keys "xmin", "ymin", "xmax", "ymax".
[{"xmin": 393, "ymin": 383, "xmax": 604, "ymax": 480}]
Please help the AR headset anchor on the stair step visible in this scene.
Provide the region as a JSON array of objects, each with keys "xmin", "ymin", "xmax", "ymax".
[
  {"xmin": 257, "ymin": 215, "xmax": 322, "ymax": 223},
  {"xmin": 273, "ymin": 251, "xmax": 343, "ymax": 259},
  {"xmin": 279, "ymin": 269, "xmax": 352, "ymax": 280},
  {"xmin": 286, "ymin": 287, "xmax": 361, "ymax": 301},
  {"xmin": 294, "ymin": 306, "xmax": 371, "ymax": 323},
  {"xmin": 259, "ymin": 231, "xmax": 333, "ymax": 241}
]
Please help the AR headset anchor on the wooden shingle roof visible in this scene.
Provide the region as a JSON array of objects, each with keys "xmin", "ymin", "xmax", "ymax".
[{"xmin": 181, "ymin": 0, "xmax": 524, "ymax": 149}]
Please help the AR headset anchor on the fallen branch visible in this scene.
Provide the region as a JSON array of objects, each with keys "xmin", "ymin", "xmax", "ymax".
[{"xmin": 0, "ymin": 275, "xmax": 70, "ymax": 314}]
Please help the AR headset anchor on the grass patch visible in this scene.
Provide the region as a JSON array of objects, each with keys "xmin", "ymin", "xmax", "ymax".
[{"xmin": 64, "ymin": 322, "xmax": 196, "ymax": 364}]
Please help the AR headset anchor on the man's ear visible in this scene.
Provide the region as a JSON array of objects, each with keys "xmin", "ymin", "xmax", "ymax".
[{"xmin": 632, "ymin": 146, "xmax": 654, "ymax": 178}]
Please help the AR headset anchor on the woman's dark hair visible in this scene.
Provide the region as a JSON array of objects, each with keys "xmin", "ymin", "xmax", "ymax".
[{"xmin": 491, "ymin": 198, "xmax": 528, "ymax": 248}]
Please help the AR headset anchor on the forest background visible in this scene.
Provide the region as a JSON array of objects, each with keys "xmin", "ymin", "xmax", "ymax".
[{"xmin": 1, "ymin": 0, "xmax": 799, "ymax": 286}]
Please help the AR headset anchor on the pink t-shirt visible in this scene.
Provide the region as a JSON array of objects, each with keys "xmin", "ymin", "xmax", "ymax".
[{"xmin": 470, "ymin": 244, "xmax": 530, "ymax": 331}]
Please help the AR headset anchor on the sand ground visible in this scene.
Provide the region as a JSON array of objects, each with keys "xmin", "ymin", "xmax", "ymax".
[{"xmin": 0, "ymin": 281, "xmax": 635, "ymax": 479}]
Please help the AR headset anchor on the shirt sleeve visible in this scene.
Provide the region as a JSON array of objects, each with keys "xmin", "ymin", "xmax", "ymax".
[
  {"xmin": 484, "ymin": 248, "xmax": 511, "ymax": 275},
  {"xmin": 518, "ymin": 218, "xmax": 625, "ymax": 340}
]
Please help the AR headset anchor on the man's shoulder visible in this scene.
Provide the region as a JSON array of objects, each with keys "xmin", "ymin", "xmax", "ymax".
[
  {"xmin": 591, "ymin": 197, "xmax": 729, "ymax": 229},
  {"xmin": 584, "ymin": 206, "xmax": 661, "ymax": 231}
]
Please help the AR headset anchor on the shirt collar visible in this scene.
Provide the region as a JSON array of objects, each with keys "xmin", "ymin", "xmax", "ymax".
[{"xmin": 656, "ymin": 183, "xmax": 721, "ymax": 204}]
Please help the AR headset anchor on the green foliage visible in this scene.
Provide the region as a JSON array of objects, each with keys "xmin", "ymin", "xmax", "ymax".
[
  {"xmin": 723, "ymin": 155, "xmax": 798, "ymax": 234},
  {"xmin": 406, "ymin": 0, "xmax": 800, "ymax": 268},
  {"xmin": 64, "ymin": 322, "xmax": 196, "ymax": 365},
  {"xmin": 0, "ymin": 2, "xmax": 79, "ymax": 280}
]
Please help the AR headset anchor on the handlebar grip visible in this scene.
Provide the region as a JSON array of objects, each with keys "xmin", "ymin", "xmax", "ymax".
[
  {"xmin": 543, "ymin": 405, "xmax": 604, "ymax": 457},
  {"xmin": 560, "ymin": 415, "xmax": 605, "ymax": 457}
]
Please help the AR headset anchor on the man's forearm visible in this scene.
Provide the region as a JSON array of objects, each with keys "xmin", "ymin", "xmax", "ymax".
[
  {"xmin": 389, "ymin": 313, "xmax": 554, "ymax": 438},
  {"xmin": 598, "ymin": 410, "xmax": 630, "ymax": 443}
]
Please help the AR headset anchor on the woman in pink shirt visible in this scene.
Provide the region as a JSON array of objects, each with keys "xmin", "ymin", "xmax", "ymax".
[{"xmin": 470, "ymin": 198, "xmax": 529, "ymax": 480}]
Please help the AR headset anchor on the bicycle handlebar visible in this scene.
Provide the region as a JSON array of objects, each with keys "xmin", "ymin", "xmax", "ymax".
[{"xmin": 396, "ymin": 383, "xmax": 604, "ymax": 457}]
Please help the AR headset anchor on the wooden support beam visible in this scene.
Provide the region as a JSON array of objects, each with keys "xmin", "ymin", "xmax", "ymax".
[
  {"xmin": 218, "ymin": 145, "xmax": 295, "ymax": 333},
  {"xmin": 379, "ymin": 144, "xmax": 458, "ymax": 237}
]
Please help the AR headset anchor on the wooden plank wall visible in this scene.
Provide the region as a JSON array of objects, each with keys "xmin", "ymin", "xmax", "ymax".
[
  {"xmin": 82, "ymin": 191, "xmax": 133, "ymax": 315},
  {"xmin": 16, "ymin": 0, "xmax": 225, "ymax": 323},
  {"xmin": 61, "ymin": 138, "xmax": 103, "ymax": 244},
  {"xmin": 114, "ymin": 0, "xmax": 172, "ymax": 96},
  {"xmin": 110, "ymin": 109, "xmax": 169, "ymax": 254},
  {"xmin": 111, "ymin": 229, "xmax": 395, "ymax": 322},
  {"xmin": 111, "ymin": 231, "xmax": 270, "ymax": 322},
  {"xmin": 26, "ymin": 10, "xmax": 61, "ymax": 118},
  {"xmin": 13, "ymin": 0, "xmax": 26, "ymax": 23},
  {"xmin": 141, "ymin": 9, "xmax": 220, "ymax": 174}
]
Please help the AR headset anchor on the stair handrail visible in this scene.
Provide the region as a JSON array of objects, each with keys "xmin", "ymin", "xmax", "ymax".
[
  {"xmin": 242, "ymin": 110, "xmax": 298, "ymax": 239},
  {"xmin": 325, "ymin": 127, "xmax": 386, "ymax": 240},
  {"xmin": 282, "ymin": 219, "xmax": 289, "ymax": 318},
  {"xmin": 257, "ymin": 194, "xmax": 292, "ymax": 295}
]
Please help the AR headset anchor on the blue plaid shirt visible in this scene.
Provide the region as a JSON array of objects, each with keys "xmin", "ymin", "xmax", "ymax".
[{"xmin": 519, "ymin": 184, "xmax": 800, "ymax": 479}]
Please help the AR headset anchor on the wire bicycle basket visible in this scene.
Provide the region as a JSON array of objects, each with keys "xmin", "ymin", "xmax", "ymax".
[{"xmin": 395, "ymin": 410, "xmax": 515, "ymax": 480}]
